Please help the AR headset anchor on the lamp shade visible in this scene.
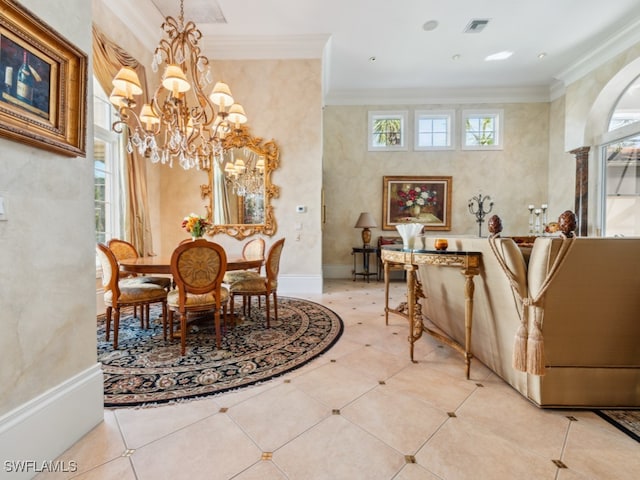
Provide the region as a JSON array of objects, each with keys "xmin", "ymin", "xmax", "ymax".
[
  {"xmin": 209, "ymin": 81, "xmax": 234, "ymax": 108},
  {"xmin": 139, "ymin": 104, "xmax": 160, "ymax": 124},
  {"xmin": 112, "ymin": 67, "xmax": 143, "ymax": 96},
  {"xmin": 162, "ymin": 64, "xmax": 191, "ymax": 94},
  {"xmin": 354, "ymin": 212, "xmax": 378, "ymax": 228},
  {"xmin": 108, "ymin": 87, "xmax": 128, "ymax": 107},
  {"xmin": 228, "ymin": 103, "xmax": 248, "ymax": 125}
]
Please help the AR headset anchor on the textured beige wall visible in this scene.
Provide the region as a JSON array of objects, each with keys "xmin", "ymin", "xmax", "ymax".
[
  {"xmin": 322, "ymin": 103, "xmax": 550, "ymax": 271},
  {"xmin": 151, "ymin": 59, "xmax": 324, "ymax": 279},
  {"xmin": 547, "ymin": 96, "xmax": 576, "ymax": 213},
  {"xmin": 0, "ymin": 0, "xmax": 94, "ymax": 415}
]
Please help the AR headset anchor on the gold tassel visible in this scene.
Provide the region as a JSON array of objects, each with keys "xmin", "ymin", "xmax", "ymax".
[
  {"xmin": 527, "ymin": 308, "xmax": 545, "ymax": 375},
  {"xmin": 512, "ymin": 322, "xmax": 528, "ymax": 372},
  {"xmin": 512, "ymin": 298, "xmax": 531, "ymax": 372}
]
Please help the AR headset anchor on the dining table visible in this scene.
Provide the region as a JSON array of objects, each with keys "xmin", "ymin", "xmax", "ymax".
[
  {"xmin": 118, "ymin": 254, "xmax": 264, "ymax": 326},
  {"xmin": 118, "ymin": 255, "xmax": 263, "ymax": 275}
]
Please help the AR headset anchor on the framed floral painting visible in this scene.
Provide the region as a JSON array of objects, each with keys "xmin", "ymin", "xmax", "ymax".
[{"xmin": 382, "ymin": 176, "xmax": 452, "ymax": 230}]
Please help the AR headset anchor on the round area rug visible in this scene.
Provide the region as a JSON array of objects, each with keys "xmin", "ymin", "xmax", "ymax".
[{"xmin": 98, "ymin": 297, "xmax": 343, "ymax": 407}]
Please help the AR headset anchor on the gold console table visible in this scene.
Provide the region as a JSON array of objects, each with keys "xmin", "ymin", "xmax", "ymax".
[{"xmin": 381, "ymin": 246, "xmax": 482, "ymax": 379}]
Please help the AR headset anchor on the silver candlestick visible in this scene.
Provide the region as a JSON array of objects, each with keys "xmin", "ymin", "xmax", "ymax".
[
  {"xmin": 528, "ymin": 204, "xmax": 535, "ymax": 233},
  {"xmin": 468, "ymin": 193, "xmax": 494, "ymax": 237}
]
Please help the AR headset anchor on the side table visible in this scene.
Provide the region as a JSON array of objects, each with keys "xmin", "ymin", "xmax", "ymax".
[{"xmin": 351, "ymin": 246, "xmax": 378, "ymax": 282}]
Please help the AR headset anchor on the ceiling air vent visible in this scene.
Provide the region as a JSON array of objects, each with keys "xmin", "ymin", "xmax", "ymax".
[{"xmin": 464, "ymin": 19, "xmax": 490, "ymax": 33}]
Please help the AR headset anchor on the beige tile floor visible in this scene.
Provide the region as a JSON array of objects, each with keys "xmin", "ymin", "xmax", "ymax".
[{"xmin": 38, "ymin": 279, "xmax": 639, "ymax": 480}]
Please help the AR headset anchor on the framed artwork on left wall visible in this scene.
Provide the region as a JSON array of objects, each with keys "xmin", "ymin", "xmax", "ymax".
[
  {"xmin": 382, "ymin": 175, "xmax": 452, "ymax": 230},
  {"xmin": 0, "ymin": 0, "xmax": 87, "ymax": 156}
]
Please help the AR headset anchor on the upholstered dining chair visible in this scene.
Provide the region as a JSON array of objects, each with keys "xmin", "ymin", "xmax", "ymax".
[
  {"xmin": 229, "ymin": 238, "xmax": 285, "ymax": 328},
  {"xmin": 223, "ymin": 237, "xmax": 265, "ymax": 285},
  {"xmin": 167, "ymin": 239, "xmax": 229, "ymax": 355},
  {"xmin": 96, "ymin": 243, "xmax": 168, "ymax": 350},
  {"xmin": 107, "ymin": 238, "xmax": 172, "ymax": 291}
]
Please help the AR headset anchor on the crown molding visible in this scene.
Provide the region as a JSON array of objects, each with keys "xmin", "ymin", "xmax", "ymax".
[
  {"xmin": 554, "ymin": 16, "xmax": 640, "ymax": 87},
  {"xmin": 549, "ymin": 80, "xmax": 567, "ymax": 102},
  {"xmin": 324, "ymin": 86, "xmax": 552, "ymax": 106},
  {"xmin": 100, "ymin": 0, "xmax": 164, "ymax": 52}
]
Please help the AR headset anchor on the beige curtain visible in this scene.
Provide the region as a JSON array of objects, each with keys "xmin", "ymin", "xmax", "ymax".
[
  {"xmin": 213, "ymin": 158, "xmax": 230, "ymax": 224},
  {"xmin": 92, "ymin": 25, "xmax": 155, "ymax": 256}
]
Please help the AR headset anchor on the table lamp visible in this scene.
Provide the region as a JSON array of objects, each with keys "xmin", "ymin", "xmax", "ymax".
[{"xmin": 354, "ymin": 212, "xmax": 377, "ymax": 247}]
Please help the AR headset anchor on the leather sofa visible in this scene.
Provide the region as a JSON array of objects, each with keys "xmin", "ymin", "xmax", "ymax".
[{"xmin": 414, "ymin": 234, "xmax": 640, "ymax": 408}]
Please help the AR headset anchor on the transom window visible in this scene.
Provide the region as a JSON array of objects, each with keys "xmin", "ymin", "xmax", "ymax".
[
  {"xmin": 462, "ymin": 109, "xmax": 503, "ymax": 150},
  {"xmin": 415, "ymin": 110, "xmax": 454, "ymax": 150},
  {"xmin": 608, "ymin": 75, "xmax": 640, "ymax": 131},
  {"xmin": 368, "ymin": 111, "xmax": 408, "ymax": 151}
]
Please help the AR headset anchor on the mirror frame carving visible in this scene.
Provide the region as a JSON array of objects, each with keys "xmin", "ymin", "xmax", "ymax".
[{"xmin": 202, "ymin": 125, "xmax": 280, "ymax": 240}]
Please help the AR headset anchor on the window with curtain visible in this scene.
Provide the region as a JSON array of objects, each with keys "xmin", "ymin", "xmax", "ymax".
[{"xmin": 94, "ymin": 76, "xmax": 121, "ymax": 245}]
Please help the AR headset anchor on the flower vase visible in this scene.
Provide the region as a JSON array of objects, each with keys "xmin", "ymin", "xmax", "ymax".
[
  {"xmin": 191, "ymin": 235, "xmax": 201, "ymax": 241},
  {"xmin": 411, "ymin": 205, "xmax": 421, "ymax": 217}
]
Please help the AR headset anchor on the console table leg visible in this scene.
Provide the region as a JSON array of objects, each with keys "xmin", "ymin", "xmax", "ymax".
[
  {"xmin": 384, "ymin": 261, "xmax": 390, "ymax": 325},
  {"xmin": 462, "ymin": 270, "xmax": 476, "ymax": 379},
  {"xmin": 406, "ymin": 264, "xmax": 419, "ymax": 362}
]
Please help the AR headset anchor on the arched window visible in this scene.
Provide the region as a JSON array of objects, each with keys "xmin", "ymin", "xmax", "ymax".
[
  {"xmin": 608, "ymin": 75, "xmax": 640, "ymax": 131},
  {"xmin": 601, "ymin": 75, "xmax": 640, "ymax": 236}
]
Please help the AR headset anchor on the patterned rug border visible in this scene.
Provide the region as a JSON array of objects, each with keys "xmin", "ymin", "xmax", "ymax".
[
  {"xmin": 594, "ymin": 410, "xmax": 640, "ymax": 443},
  {"xmin": 98, "ymin": 296, "xmax": 344, "ymax": 408}
]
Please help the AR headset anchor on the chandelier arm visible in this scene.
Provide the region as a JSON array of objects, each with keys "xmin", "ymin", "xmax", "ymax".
[{"xmin": 112, "ymin": 118, "xmax": 132, "ymax": 136}]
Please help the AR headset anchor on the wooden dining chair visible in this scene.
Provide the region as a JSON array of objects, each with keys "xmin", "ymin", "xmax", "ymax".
[
  {"xmin": 107, "ymin": 238, "xmax": 172, "ymax": 291},
  {"xmin": 223, "ymin": 237, "xmax": 265, "ymax": 284},
  {"xmin": 96, "ymin": 243, "xmax": 168, "ymax": 350},
  {"xmin": 167, "ymin": 239, "xmax": 229, "ymax": 355},
  {"xmin": 229, "ymin": 238, "xmax": 285, "ymax": 328}
]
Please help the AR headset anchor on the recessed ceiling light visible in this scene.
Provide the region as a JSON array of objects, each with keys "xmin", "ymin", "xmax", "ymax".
[
  {"xmin": 451, "ymin": 54, "xmax": 461, "ymax": 61},
  {"xmin": 538, "ymin": 52, "xmax": 547, "ymax": 59},
  {"xmin": 369, "ymin": 56, "xmax": 376, "ymax": 62},
  {"xmin": 485, "ymin": 51, "xmax": 513, "ymax": 61},
  {"xmin": 423, "ymin": 20, "xmax": 439, "ymax": 31}
]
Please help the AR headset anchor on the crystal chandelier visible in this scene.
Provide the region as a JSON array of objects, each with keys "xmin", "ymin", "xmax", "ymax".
[
  {"xmin": 223, "ymin": 148, "xmax": 265, "ymax": 197},
  {"xmin": 108, "ymin": 0, "xmax": 247, "ymax": 170}
]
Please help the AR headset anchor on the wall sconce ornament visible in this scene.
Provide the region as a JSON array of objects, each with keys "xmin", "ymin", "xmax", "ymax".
[{"xmin": 468, "ymin": 193, "xmax": 494, "ymax": 237}]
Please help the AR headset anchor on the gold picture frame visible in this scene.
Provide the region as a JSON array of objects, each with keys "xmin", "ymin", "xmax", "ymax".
[
  {"xmin": 0, "ymin": 0, "xmax": 87, "ymax": 156},
  {"xmin": 382, "ymin": 175, "xmax": 452, "ymax": 230}
]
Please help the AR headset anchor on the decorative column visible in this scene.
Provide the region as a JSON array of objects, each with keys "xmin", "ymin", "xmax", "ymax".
[{"xmin": 570, "ymin": 146, "xmax": 590, "ymax": 237}]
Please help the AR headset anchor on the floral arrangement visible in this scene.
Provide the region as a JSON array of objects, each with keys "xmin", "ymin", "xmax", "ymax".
[
  {"xmin": 396, "ymin": 186, "xmax": 438, "ymax": 209},
  {"xmin": 181, "ymin": 213, "xmax": 210, "ymax": 238}
]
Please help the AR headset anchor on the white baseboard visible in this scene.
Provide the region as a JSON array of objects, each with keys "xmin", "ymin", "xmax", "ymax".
[
  {"xmin": 0, "ymin": 364, "xmax": 104, "ymax": 480},
  {"xmin": 278, "ymin": 274, "xmax": 323, "ymax": 295}
]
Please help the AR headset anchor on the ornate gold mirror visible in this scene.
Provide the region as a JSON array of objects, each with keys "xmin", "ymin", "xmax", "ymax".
[{"xmin": 201, "ymin": 125, "xmax": 280, "ymax": 239}]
